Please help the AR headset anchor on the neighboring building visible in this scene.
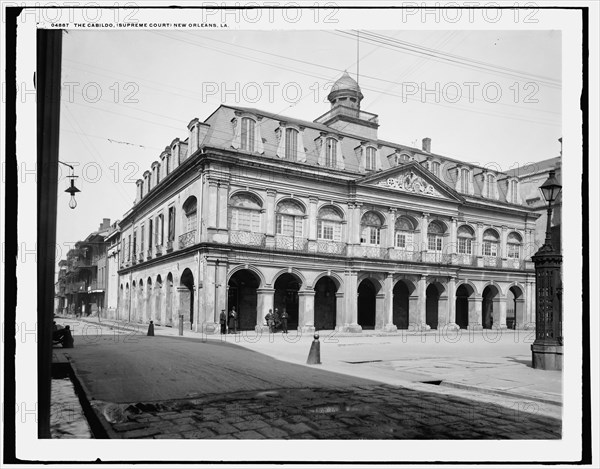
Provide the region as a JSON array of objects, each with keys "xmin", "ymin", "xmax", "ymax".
[
  {"xmin": 507, "ymin": 141, "xmax": 562, "ymax": 253},
  {"xmin": 105, "ymin": 220, "xmax": 121, "ymax": 320},
  {"xmin": 62, "ymin": 218, "xmax": 111, "ymax": 316},
  {"xmin": 116, "ymin": 72, "xmax": 543, "ymax": 334},
  {"xmin": 54, "ymin": 260, "xmax": 68, "ymax": 315}
]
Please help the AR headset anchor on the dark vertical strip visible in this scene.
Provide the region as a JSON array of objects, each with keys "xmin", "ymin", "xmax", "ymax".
[
  {"xmin": 4, "ymin": 7, "xmax": 22, "ymax": 464},
  {"xmin": 37, "ymin": 29, "xmax": 62, "ymax": 439},
  {"xmin": 580, "ymin": 7, "xmax": 591, "ymax": 465}
]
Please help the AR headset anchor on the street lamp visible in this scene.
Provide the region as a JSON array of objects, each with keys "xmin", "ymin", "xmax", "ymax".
[
  {"xmin": 59, "ymin": 161, "xmax": 80, "ymax": 209},
  {"xmin": 531, "ymin": 169, "xmax": 563, "ymax": 370}
]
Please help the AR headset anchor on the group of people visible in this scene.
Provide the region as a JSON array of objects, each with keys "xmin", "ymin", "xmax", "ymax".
[
  {"xmin": 265, "ymin": 308, "xmax": 289, "ymax": 334},
  {"xmin": 218, "ymin": 306, "xmax": 290, "ymax": 334},
  {"xmin": 220, "ymin": 307, "xmax": 238, "ymax": 334}
]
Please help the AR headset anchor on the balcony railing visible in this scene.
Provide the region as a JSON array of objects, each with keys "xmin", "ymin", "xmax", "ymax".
[
  {"xmin": 507, "ymin": 258, "xmax": 524, "ymax": 270},
  {"xmin": 178, "ymin": 230, "xmax": 197, "ymax": 249},
  {"xmin": 483, "ymin": 255, "xmax": 502, "ymax": 268},
  {"xmin": 389, "ymin": 249, "xmax": 421, "ymax": 262},
  {"xmin": 453, "ymin": 254, "xmax": 477, "ymax": 266},
  {"xmin": 356, "ymin": 245, "xmax": 389, "ymax": 259},
  {"xmin": 230, "ymin": 230, "xmax": 266, "ymax": 248},
  {"xmin": 275, "ymin": 235, "xmax": 308, "ymax": 252},
  {"xmin": 314, "ymin": 105, "xmax": 379, "ymax": 125},
  {"xmin": 422, "ymin": 252, "xmax": 452, "ymax": 264},
  {"xmin": 316, "ymin": 240, "xmax": 347, "ymax": 256}
]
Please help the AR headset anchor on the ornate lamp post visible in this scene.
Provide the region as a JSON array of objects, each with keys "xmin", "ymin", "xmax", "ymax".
[{"xmin": 531, "ymin": 169, "xmax": 562, "ymax": 370}]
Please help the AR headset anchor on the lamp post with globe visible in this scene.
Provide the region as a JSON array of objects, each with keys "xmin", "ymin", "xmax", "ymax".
[{"xmin": 531, "ymin": 169, "xmax": 563, "ymax": 370}]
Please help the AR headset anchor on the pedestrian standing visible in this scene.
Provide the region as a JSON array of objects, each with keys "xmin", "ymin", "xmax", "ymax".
[
  {"xmin": 228, "ymin": 306, "xmax": 237, "ymax": 334},
  {"xmin": 219, "ymin": 309, "xmax": 227, "ymax": 334},
  {"xmin": 273, "ymin": 308, "xmax": 281, "ymax": 332},
  {"xmin": 281, "ymin": 309, "xmax": 289, "ymax": 334},
  {"xmin": 265, "ymin": 309, "xmax": 274, "ymax": 333}
]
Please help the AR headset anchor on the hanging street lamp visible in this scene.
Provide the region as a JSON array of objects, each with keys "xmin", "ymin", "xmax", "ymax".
[
  {"xmin": 531, "ymin": 169, "xmax": 563, "ymax": 370},
  {"xmin": 59, "ymin": 161, "xmax": 81, "ymax": 209}
]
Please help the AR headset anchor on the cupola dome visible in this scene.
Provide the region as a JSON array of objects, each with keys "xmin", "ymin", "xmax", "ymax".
[{"xmin": 327, "ymin": 71, "xmax": 364, "ymax": 108}]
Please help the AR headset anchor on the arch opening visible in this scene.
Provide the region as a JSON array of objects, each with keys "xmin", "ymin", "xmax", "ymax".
[
  {"xmin": 426, "ymin": 284, "xmax": 441, "ymax": 329},
  {"xmin": 180, "ymin": 268, "xmax": 194, "ymax": 328},
  {"xmin": 314, "ymin": 276, "xmax": 338, "ymax": 330},
  {"xmin": 482, "ymin": 285, "xmax": 500, "ymax": 329},
  {"xmin": 228, "ymin": 269, "xmax": 261, "ymax": 331},
  {"xmin": 357, "ymin": 279, "xmax": 378, "ymax": 329},
  {"xmin": 393, "ymin": 280, "xmax": 412, "ymax": 329},
  {"xmin": 274, "ymin": 273, "xmax": 301, "ymax": 330},
  {"xmin": 455, "ymin": 284, "xmax": 474, "ymax": 329}
]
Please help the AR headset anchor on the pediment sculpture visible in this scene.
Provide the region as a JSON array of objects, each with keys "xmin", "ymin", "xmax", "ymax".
[{"xmin": 376, "ymin": 171, "xmax": 444, "ymax": 198}]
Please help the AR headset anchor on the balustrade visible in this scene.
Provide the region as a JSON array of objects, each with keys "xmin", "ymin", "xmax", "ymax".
[
  {"xmin": 356, "ymin": 245, "xmax": 389, "ymax": 259},
  {"xmin": 389, "ymin": 249, "xmax": 421, "ymax": 262},
  {"xmin": 230, "ymin": 230, "xmax": 266, "ymax": 248},
  {"xmin": 483, "ymin": 255, "xmax": 502, "ymax": 267},
  {"xmin": 316, "ymin": 240, "xmax": 347, "ymax": 255},
  {"xmin": 274, "ymin": 235, "xmax": 308, "ymax": 252},
  {"xmin": 178, "ymin": 230, "xmax": 196, "ymax": 249}
]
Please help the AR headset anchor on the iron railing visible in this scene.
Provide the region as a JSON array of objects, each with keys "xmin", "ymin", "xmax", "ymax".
[
  {"xmin": 230, "ymin": 230, "xmax": 266, "ymax": 248},
  {"xmin": 316, "ymin": 240, "xmax": 347, "ymax": 255},
  {"xmin": 314, "ymin": 105, "xmax": 379, "ymax": 125},
  {"xmin": 389, "ymin": 249, "xmax": 421, "ymax": 262},
  {"xmin": 356, "ymin": 245, "xmax": 389, "ymax": 259},
  {"xmin": 454, "ymin": 254, "xmax": 477, "ymax": 266},
  {"xmin": 483, "ymin": 256, "xmax": 502, "ymax": 268},
  {"xmin": 178, "ymin": 230, "xmax": 196, "ymax": 249},
  {"xmin": 274, "ymin": 235, "xmax": 308, "ymax": 252}
]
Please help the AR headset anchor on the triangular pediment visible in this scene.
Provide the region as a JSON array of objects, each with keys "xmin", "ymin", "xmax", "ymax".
[{"xmin": 357, "ymin": 162, "xmax": 463, "ymax": 202}]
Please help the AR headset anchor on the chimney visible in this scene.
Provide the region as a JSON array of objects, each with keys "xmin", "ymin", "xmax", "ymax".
[
  {"xmin": 422, "ymin": 137, "xmax": 431, "ymax": 153},
  {"xmin": 100, "ymin": 218, "xmax": 110, "ymax": 230}
]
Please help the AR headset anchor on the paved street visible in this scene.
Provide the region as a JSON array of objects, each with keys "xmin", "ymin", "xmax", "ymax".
[{"xmin": 53, "ymin": 316, "xmax": 562, "ymax": 439}]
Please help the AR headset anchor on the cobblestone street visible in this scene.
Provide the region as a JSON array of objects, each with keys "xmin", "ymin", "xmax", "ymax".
[{"xmin": 97, "ymin": 384, "xmax": 561, "ymax": 440}]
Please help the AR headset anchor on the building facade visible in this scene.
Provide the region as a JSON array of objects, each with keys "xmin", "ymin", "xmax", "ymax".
[{"xmin": 116, "ymin": 73, "xmax": 542, "ymax": 334}]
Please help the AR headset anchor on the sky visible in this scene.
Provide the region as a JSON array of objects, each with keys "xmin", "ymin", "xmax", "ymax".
[{"xmin": 55, "ymin": 27, "xmax": 562, "ymax": 264}]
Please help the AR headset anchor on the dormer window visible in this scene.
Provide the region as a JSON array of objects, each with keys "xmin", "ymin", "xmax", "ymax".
[
  {"xmin": 241, "ymin": 117, "xmax": 256, "ymax": 152},
  {"xmin": 285, "ymin": 128, "xmax": 298, "ymax": 161},
  {"xmin": 430, "ymin": 161, "xmax": 440, "ymax": 177},
  {"xmin": 485, "ymin": 174, "xmax": 496, "ymax": 198},
  {"xmin": 325, "ymin": 137, "xmax": 337, "ymax": 168},
  {"xmin": 365, "ymin": 147, "xmax": 377, "ymax": 171},
  {"xmin": 460, "ymin": 168, "xmax": 470, "ymax": 193}
]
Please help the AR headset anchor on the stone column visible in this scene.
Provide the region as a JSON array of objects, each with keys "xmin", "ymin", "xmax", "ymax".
[
  {"xmin": 476, "ymin": 223, "xmax": 484, "ymax": 267},
  {"xmin": 176, "ymin": 285, "xmax": 190, "ymax": 330},
  {"xmin": 342, "ymin": 270, "xmax": 361, "ymax": 332},
  {"xmin": 525, "ymin": 281, "xmax": 534, "ymax": 328},
  {"xmin": 387, "ymin": 208, "xmax": 396, "ymax": 250},
  {"xmin": 335, "ymin": 292, "xmax": 344, "ymax": 330},
  {"xmin": 383, "ymin": 273, "xmax": 397, "ymax": 332},
  {"xmin": 298, "ymin": 290, "xmax": 315, "ymax": 333},
  {"xmin": 420, "ymin": 213, "xmax": 429, "ymax": 254},
  {"xmin": 450, "ymin": 217, "xmax": 458, "ymax": 257},
  {"xmin": 265, "ymin": 189, "xmax": 276, "ymax": 248},
  {"xmin": 308, "ymin": 196, "xmax": 318, "ymax": 241},
  {"xmin": 495, "ymin": 296, "xmax": 508, "ymax": 329},
  {"xmin": 515, "ymin": 298, "xmax": 526, "ymax": 329},
  {"xmin": 446, "ymin": 276, "xmax": 459, "ymax": 330},
  {"xmin": 417, "ymin": 275, "xmax": 430, "ymax": 330},
  {"xmin": 375, "ymin": 292, "xmax": 386, "ymax": 330},
  {"xmin": 256, "ymin": 288, "xmax": 274, "ymax": 332},
  {"xmin": 217, "ymin": 182, "xmax": 229, "ymax": 230},
  {"xmin": 468, "ymin": 296, "xmax": 483, "ymax": 330},
  {"xmin": 207, "ymin": 179, "xmax": 219, "ymax": 230},
  {"xmin": 215, "ymin": 261, "xmax": 228, "ymax": 326}
]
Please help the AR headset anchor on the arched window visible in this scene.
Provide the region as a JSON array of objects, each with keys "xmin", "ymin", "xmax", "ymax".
[
  {"xmin": 325, "ymin": 137, "xmax": 337, "ymax": 167},
  {"xmin": 285, "ymin": 128, "xmax": 298, "ymax": 161},
  {"xmin": 482, "ymin": 228, "xmax": 499, "ymax": 257},
  {"xmin": 507, "ymin": 232, "xmax": 522, "ymax": 259},
  {"xmin": 365, "ymin": 147, "xmax": 377, "ymax": 171},
  {"xmin": 361, "ymin": 211, "xmax": 383, "ymax": 245},
  {"xmin": 182, "ymin": 196, "xmax": 197, "ymax": 233},
  {"xmin": 276, "ymin": 200, "xmax": 305, "ymax": 237},
  {"xmin": 509, "ymin": 179, "xmax": 519, "ymax": 203},
  {"xmin": 457, "ymin": 225, "xmax": 475, "ymax": 255},
  {"xmin": 395, "ymin": 216, "xmax": 415, "ymax": 250},
  {"xmin": 229, "ymin": 193, "xmax": 262, "ymax": 232},
  {"xmin": 430, "ymin": 161, "xmax": 440, "ymax": 177},
  {"xmin": 317, "ymin": 206, "xmax": 343, "ymax": 241},
  {"xmin": 241, "ymin": 117, "xmax": 256, "ymax": 152},
  {"xmin": 428, "ymin": 221, "xmax": 446, "ymax": 252}
]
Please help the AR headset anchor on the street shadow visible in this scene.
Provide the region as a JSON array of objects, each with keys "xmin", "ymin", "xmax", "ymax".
[{"xmin": 505, "ymin": 356, "xmax": 533, "ymax": 368}]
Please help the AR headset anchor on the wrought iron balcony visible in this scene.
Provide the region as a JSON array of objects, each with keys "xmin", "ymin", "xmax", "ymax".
[
  {"xmin": 483, "ymin": 255, "xmax": 502, "ymax": 268},
  {"xmin": 389, "ymin": 249, "xmax": 421, "ymax": 262},
  {"xmin": 507, "ymin": 258, "xmax": 524, "ymax": 270},
  {"xmin": 422, "ymin": 252, "xmax": 452, "ymax": 264},
  {"xmin": 178, "ymin": 230, "xmax": 196, "ymax": 249},
  {"xmin": 453, "ymin": 254, "xmax": 477, "ymax": 266},
  {"xmin": 274, "ymin": 235, "xmax": 308, "ymax": 252},
  {"xmin": 356, "ymin": 245, "xmax": 389, "ymax": 259},
  {"xmin": 230, "ymin": 230, "xmax": 266, "ymax": 248},
  {"xmin": 316, "ymin": 240, "xmax": 346, "ymax": 256}
]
